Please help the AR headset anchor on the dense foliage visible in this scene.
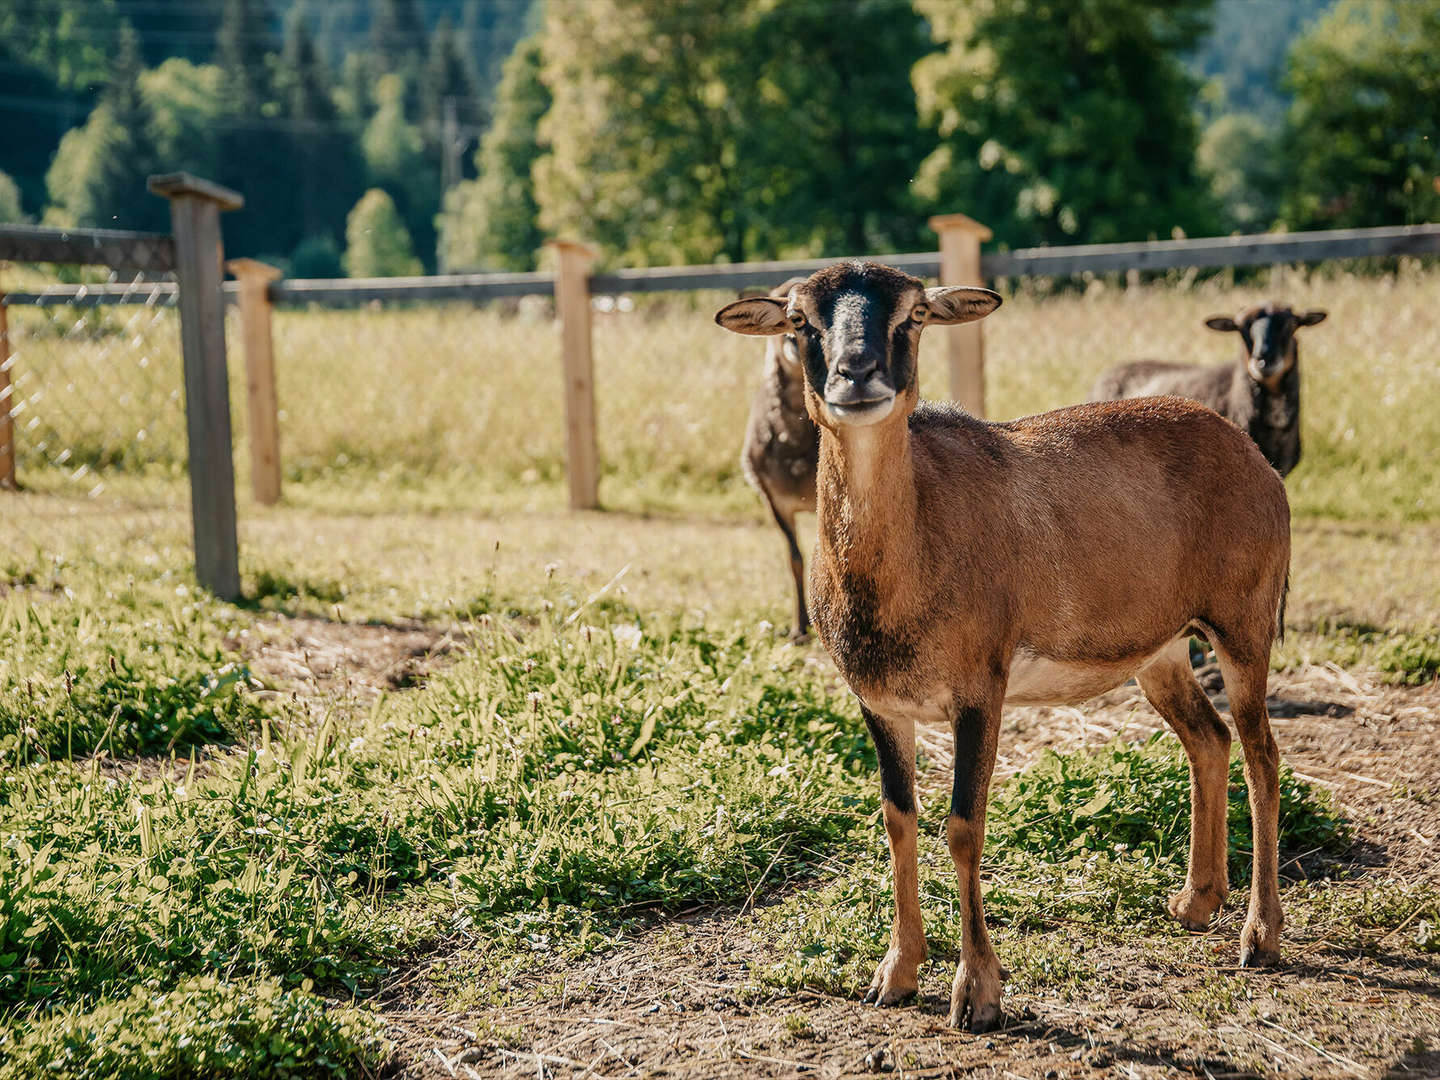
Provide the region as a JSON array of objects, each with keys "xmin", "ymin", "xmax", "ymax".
[{"xmin": 6, "ymin": 0, "xmax": 1437, "ymax": 271}]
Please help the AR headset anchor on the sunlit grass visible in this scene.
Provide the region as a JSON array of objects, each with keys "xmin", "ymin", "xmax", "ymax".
[{"xmin": 5, "ymin": 260, "xmax": 1437, "ymax": 522}]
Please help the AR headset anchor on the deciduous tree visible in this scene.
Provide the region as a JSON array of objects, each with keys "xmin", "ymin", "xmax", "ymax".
[
  {"xmin": 913, "ymin": 0, "xmax": 1219, "ymax": 246},
  {"xmin": 1281, "ymin": 0, "xmax": 1440, "ymax": 229}
]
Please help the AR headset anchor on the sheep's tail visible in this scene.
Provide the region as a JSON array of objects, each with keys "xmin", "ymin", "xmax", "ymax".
[{"xmin": 1276, "ymin": 572, "xmax": 1288, "ymax": 646}]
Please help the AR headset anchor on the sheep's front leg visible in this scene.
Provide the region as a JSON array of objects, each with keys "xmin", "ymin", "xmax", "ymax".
[
  {"xmin": 947, "ymin": 697, "xmax": 1004, "ymax": 1032},
  {"xmin": 860, "ymin": 706, "xmax": 923, "ymax": 1005}
]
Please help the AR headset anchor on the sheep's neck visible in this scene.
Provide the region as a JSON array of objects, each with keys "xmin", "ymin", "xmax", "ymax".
[{"xmin": 815, "ymin": 418, "xmax": 920, "ymax": 582}]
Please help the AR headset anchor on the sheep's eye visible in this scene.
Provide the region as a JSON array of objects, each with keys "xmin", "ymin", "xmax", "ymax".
[
  {"xmin": 787, "ymin": 310, "xmax": 807, "ymax": 330},
  {"xmin": 910, "ymin": 303, "xmax": 930, "ymax": 323}
]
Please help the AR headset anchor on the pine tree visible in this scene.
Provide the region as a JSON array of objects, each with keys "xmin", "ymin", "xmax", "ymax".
[
  {"xmin": 215, "ymin": 0, "xmax": 273, "ymax": 108},
  {"xmin": 422, "ymin": 17, "xmax": 482, "ymax": 144},
  {"xmin": 370, "ymin": 0, "xmax": 426, "ymax": 76},
  {"xmin": 278, "ymin": 2, "xmax": 363, "ymax": 242},
  {"xmin": 46, "ymin": 22, "xmax": 162, "ymax": 230}
]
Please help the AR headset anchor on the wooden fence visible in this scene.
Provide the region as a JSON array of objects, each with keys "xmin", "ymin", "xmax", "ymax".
[
  {"xmin": 5, "ymin": 211, "xmax": 1439, "ymax": 530},
  {"xmin": 0, "ymin": 173, "xmax": 245, "ymax": 599}
]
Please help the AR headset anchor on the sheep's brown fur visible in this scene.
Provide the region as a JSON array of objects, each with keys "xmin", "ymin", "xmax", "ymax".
[{"xmin": 716, "ymin": 262, "xmax": 1292, "ymax": 1034}]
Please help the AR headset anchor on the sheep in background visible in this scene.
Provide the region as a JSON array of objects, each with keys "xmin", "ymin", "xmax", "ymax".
[
  {"xmin": 740, "ymin": 277, "xmax": 819, "ymax": 640},
  {"xmin": 1090, "ymin": 302, "xmax": 1328, "ymax": 477}
]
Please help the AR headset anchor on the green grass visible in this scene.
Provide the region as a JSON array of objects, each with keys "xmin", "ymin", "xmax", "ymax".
[
  {"xmin": 0, "ymin": 587, "xmax": 261, "ymax": 761},
  {"xmin": 0, "ymin": 264, "xmax": 1436, "ymax": 1074},
  {"xmin": 0, "ymin": 602, "xmax": 879, "ymax": 1074}
]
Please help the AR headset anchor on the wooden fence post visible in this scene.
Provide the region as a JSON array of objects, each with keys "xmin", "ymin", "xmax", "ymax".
[
  {"xmin": 149, "ymin": 172, "xmax": 244, "ymax": 601},
  {"xmin": 546, "ymin": 239, "xmax": 600, "ymax": 510},
  {"xmin": 0, "ymin": 289, "xmax": 15, "ymax": 491},
  {"xmin": 226, "ymin": 258, "xmax": 283, "ymax": 506},
  {"xmin": 928, "ymin": 213, "xmax": 993, "ymax": 416}
]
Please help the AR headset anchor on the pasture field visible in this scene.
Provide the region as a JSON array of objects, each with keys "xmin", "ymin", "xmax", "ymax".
[{"xmin": 1, "ymin": 263, "xmax": 1438, "ymax": 1078}]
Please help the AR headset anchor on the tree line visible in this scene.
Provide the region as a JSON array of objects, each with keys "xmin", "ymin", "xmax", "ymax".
[{"xmin": 2, "ymin": 0, "xmax": 1437, "ymax": 275}]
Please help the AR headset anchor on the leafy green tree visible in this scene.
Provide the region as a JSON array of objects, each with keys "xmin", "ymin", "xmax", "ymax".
[
  {"xmin": 758, "ymin": 0, "xmax": 933, "ymax": 254},
  {"xmin": 913, "ymin": 0, "xmax": 1220, "ymax": 247},
  {"xmin": 141, "ymin": 59, "xmax": 226, "ymax": 179},
  {"xmin": 1198, "ymin": 113, "xmax": 1286, "ymax": 232},
  {"xmin": 363, "ymin": 73, "xmax": 438, "ymax": 265},
  {"xmin": 0, "ymin": 0, "xmax": 120, "ymax": 92},
  {"xmin": 538, "ymin": 0, "xmax": 927, "ymax": 265},
  {"xmin": 344, "ymin": 188, "xmax": 423, "ymax": 276},
  {"xmin": 536, "ymin": 0, "xmax": 772, "ymax": 265},
  {"xmin": 1281, "ymin": 0, "xmax": 1440, "ymax": 229},
  {"xmin": 45, "ymin": 24, "xmax": 163, "ymax": 230},
  {"xmin": 290, "ymin": 233, "xmax": 344, "ymax": 277},
  {"xmin": 0, "ymin": 170, "xmax": 27, "ymax": 224},
  {"xmin": 438, "ymin": 37, "xmax": 549, "ymax": 270}
]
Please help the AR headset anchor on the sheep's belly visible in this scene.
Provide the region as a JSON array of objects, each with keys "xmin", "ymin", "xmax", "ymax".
[{"xmin": 1004, "ymin": 647, "xmax": 1160, "ymax": 707}]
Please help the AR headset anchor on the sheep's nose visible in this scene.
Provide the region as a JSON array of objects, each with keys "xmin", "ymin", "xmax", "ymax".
[{"xmin": 835, "ymin": 349, "xmax": 880, "ymax": 382}]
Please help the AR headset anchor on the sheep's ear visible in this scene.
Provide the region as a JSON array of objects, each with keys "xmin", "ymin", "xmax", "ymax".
[
  {"xmin": 923, "ymin": 286, "xmax": 1002, "ymax": 325},
  {"xmin": 715, "ymin": 297, "xmax": 791, "ymax": 336},
  {"xmin": 1296, "ymin": 310, "xmax": 1328, "ymax": 327},
  {"xmin": 1204, "ymin": 315, "xmax": 1239, "ymax": 332}
]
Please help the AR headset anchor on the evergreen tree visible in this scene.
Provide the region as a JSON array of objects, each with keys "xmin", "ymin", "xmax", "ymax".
[
  {"xmin": 344, "ymin": 188, "xmax": 423, "ymax": 276},
  {"xmin": 758, "ymin": 0, "xmax": 933, "ymax": 254},
  {"xmin": 370, "ymin": 0, "xmax": 426, "ymax": 77},
  {"xmin": 438, "ymin": 37, "xmax": 549, "ymax": 270},
  {"xmin": 912, "ymin": 0, "xmax": 1220, "ymax": 246},
  {"xmin": 1281, "ymin": 0, "xmax": 1440, "ymax": 229},
  {"xmin": 278, "ymin": 3, "xmax": 364, "ymax": 241},
  {"xmin": 422, "ymin": 17, "xmax": 483, "ymax": 144},
  {"xmin": 462, "ymin": 0, "xmax": 538, "ymax": 95},
  {"xmin": 215, "ymin": 0, "xmax": 274, "ymax": 108}
]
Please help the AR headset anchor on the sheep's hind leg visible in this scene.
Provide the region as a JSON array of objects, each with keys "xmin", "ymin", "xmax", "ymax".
[
  {"xmin": 1211, "ymin": 636, "xmax": 1285, "ymax": 966},
  {"xmin": 1136, "ymin": 640, "xmax": 1231, "ymax": 929}
]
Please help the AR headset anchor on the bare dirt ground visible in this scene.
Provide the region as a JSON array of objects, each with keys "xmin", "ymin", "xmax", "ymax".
[
  {"xmin": 372, "ymin": 664, "xmax": 1440, "ymax": 1080},
  {"xmin": 235, "ymin": 614, "xmax": 466, "ymax": 713}
]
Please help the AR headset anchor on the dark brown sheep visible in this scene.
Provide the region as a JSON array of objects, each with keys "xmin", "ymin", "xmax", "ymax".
[
  {"xmin": 740, "ymin": 277, "xmax": 819, "ymax": 640},
  {"xmin": 1090, "ymin": 301, "xmax": 1327, "ymax": 476}
]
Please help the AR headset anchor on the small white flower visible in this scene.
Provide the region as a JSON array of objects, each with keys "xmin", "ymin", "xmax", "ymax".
[{"xmin": 611, "ymin": 624, "xmax": 643, "ymax": 649}]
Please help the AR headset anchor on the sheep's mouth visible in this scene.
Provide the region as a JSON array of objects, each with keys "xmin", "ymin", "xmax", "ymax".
[
  {"xmin": 824, "ymin": 394, "xmax": 896, "ymax": 425},
  {"xmin": 1248, "ymin": 356, "xmax": 1288, "ymax": 382}
]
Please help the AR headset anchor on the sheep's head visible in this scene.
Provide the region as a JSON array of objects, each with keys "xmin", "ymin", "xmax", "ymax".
[
  {"xmin": 716, "ymin": 262, "xmax": 1000, "ymax": 429},
  {"xmin": 1205, "ymin": 302, "xmax": 1327, "ymax": 388}
]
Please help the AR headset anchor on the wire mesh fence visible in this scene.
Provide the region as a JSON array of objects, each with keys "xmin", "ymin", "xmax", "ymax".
[
  {"xmin": 0, "ymin": 273, "xmax": 194, "ymax": 585},
  {"xmin": 255, "ymin": 291, "xmax": 787, "ymax": 511}
]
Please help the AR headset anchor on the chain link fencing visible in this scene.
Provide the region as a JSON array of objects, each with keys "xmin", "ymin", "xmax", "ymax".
[{"xmin": 0, "ymin": 272, "xmax": 194, "ymax": 587}]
